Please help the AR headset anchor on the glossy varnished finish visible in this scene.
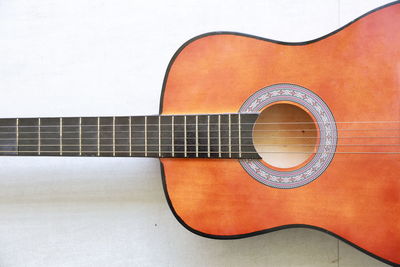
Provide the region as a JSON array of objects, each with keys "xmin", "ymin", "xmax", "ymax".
[{"xmin": 160, "ymin": 3, "xmax": 400, "ymax": 265}]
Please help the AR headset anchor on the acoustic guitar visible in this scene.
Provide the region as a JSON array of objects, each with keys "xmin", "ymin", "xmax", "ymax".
[{"xmin": 1, "ymin": 1, "xmax": 399, "ymax": 265}]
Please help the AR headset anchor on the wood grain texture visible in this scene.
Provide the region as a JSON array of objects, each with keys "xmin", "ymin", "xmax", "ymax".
[{"xmin": 160, "ymin": 3, "xmax": 400, "ymax": 265}]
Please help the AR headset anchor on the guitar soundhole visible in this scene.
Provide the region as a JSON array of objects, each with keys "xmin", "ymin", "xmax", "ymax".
[
  {"xmin": 253, "ymin": 102, "xmax": 318, "ymax": 169},
  {"xmin": 240, "ymin": 83, "xmax": 336, "ymax": 188}
]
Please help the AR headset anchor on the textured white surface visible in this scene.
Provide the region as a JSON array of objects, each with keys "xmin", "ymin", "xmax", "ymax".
[{"xmin": 0, "ymin": 0, "xmax": 394, "ymax": 266}]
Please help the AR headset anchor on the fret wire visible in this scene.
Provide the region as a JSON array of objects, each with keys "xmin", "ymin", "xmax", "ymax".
[
  {"xmin": 129, "ymin": 116, "xmax": 132, "ymax": 157},
  {"xmin": 158, "ymin": 116, "xmax": 161, "ymax": 157},
  {"xmin": 218, "ymin": 115, "xmax": 221, "ymax": 158},
  {"xmin": 16, "ymin": 118, "xmax": 19, "ymax": 156},
  {"xmin": 207, "ymin": 115, "xmax": 210, "ymax": 157},
  {"xmin": 184, "ymin": 115, "xmax": 187, "ymax": 158},
  {"xmin": 171, "ymin": 116, "xmax": 174, "ymax": 157},
  {"xmin": 112, "ymin": 116, "xmax": 116, "ymax": 157},
  {"xmin": 228, "ymin": 114, "xmax": 231, "ymax": 158},
  {"xmin": 195, "ymin": 115, "xmax": 198, "ymax": 157},
  {"xmin": 38, "ymin": 118, "xmax": 41, "ymax": 155},
  {"xmin": 79, "ymin": 117, "xmax": 82, "ymax": 156},
  {"xmin": 97, "ymin": 117, "xmax": 100, "ymax": 156},
  {"xmin": 144, "ymin": 116, "xmax": 147, "ymax": 157},
  {"xmin": 239, "ymin": 113, "xmax": 242, "ymax": 158},
  {"xmin": 59, "ymin": 118, "xmax": 62, "ymax": 156}
]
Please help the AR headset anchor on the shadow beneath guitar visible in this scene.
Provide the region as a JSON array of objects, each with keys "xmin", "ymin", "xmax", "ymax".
[{"xmin": 0, "ymin": 157, "xmax": 163, "ymax": 204}]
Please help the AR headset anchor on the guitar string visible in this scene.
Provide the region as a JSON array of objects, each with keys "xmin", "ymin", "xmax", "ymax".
[
  {"xmin": 0, "ymin": 123, "xmax": 399, "ymax": 151},
  {"xmin": 0, "ymin": 136, "xmax": 399, "ymax": 140},
  {"xmin": 0, "ymin": 113, "xmax": 396, "ymax": 152},
  {"xmin": 1, "ymin": 135, "xmax": 399, "ymax": 153},
  {"xmin": 2, "ymin": 144, "xmax": 400, "ymax": 148},
  {"xmin": 4, "ymin": 141, "xmax": 400, "ymax": 147},
  {"xmin": 0, "ymin": 120, "xmax": 398, "ymax": 128},
  {"xmin": 0, "ymin": 150, "xmax": 399, "ymax": 154},
  {"xmin": 1, "ymin": 140, "xmax": 400, "ymax": 152},
  {"xmin": 0, "ymin": 128, "xmax": 399, "ymax": 134},
  {"xmin": 0, "ymin": 135, "xmax": 399, "ymax": 139},
  {"xmin": 1, "ymin": 138, "xmax": 400, "ymax": 153}
]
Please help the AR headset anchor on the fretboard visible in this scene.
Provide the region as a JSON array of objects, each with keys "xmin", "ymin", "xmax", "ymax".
[{"xmin": 0, "ymin": 114, "xmax": 260, "ymax": 159}]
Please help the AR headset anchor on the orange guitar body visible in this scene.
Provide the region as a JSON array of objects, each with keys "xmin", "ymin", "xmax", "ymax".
[{"xmin": 160, "ymin": 2, "xmax": 400, "ymax": 265}]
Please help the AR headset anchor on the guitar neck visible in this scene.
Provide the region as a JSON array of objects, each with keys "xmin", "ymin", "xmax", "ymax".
[{"xmin": 0, "ymin": 114, "xmax": 260, "ymax": 159}]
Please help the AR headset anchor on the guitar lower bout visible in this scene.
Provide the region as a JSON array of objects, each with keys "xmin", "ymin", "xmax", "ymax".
[{"xmin": 159, "ymin": 2, "xmax": 400, "ymax": 265}]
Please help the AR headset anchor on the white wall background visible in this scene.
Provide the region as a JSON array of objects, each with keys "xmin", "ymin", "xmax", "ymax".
[{"xmin": 0, "ymin": 0, "xmax": 394, "ymax": 266}]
